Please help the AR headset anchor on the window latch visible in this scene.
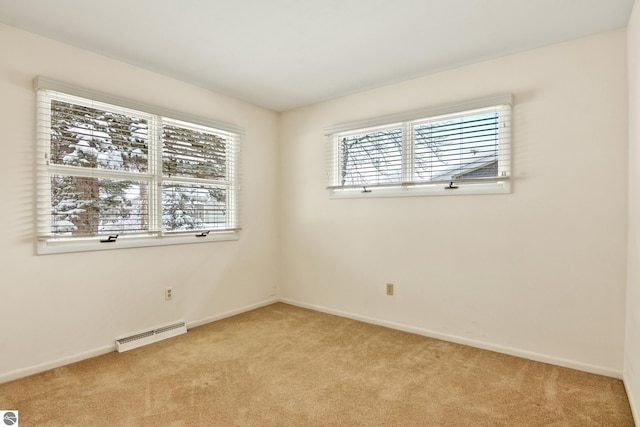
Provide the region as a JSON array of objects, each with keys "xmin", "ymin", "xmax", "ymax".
[
  {"xmin": 445, "ymin": 181, "xmax": 459, "ymax": 190},
  {"xmin": 196, "ymin": 231, "xmax": 210, "ymax": 238},
  {"xmin": 100, "ymin": 234, "xmax": 119, "ymax": 243},
  {"xmin": 361, "ymin": 186, "xmax": 372, "ymax": 193}
]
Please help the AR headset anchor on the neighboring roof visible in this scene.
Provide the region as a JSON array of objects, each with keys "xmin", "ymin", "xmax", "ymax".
[{"xmin": 429, "ymin": 154, "xmax": 497, "ymax": 182}]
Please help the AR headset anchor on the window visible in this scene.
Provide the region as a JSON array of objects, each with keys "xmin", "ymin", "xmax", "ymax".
[
  {"xmin": 326, "ymin": 95, "xmax": 512, "ymax": 197},
  {"xmin": 35, "ymin": 77, "xmax": 241, "ymax": 254}
]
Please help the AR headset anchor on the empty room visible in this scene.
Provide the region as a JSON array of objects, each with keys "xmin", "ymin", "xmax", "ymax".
[{"xmin": 1, "ymin": 0, "xmax": 639, "ymax": 425}]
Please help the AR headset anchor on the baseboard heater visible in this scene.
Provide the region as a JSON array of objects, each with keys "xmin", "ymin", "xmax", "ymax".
[{"xmin": 116, "ymin": 321, "xmax": 187, "ymax": 352}]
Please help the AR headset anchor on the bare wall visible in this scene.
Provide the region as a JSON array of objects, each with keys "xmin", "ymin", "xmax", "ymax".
[
  {"xmin": 626, "ymin": 0, "xmax": 640, "ymax": 421},
  {"xmin": 279, "ymin": 30, "xmax": 628, "ymax": 376},
  {"xmin": 0, "ymin": 23, "xmax": 280, "ymax": 381}
]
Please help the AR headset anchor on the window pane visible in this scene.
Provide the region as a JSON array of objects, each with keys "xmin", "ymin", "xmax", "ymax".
[
  {"xmin": 162, "ymin": 124, "xmax": 227, "ymax": 180},
  {"xmin": 162, "ymin": 183, "xmax": 227, "ymax": 232},
  {"xmin": 414, "ymin": 113, "xmax": 499, "ymax": 181},
  {"xmin": 50, "ymin": 101, "xmax": 148, "ymax": 172},
  {"xmin": 50, "ymin": 175, "xmax": 149, "ymax": 236},
  {"xmin": 340, "ymin": 127, "xmax": 402, "ymax": 186}
]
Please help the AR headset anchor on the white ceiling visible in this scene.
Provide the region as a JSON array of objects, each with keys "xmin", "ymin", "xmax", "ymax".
[{"xmin": 0, "ymin": 0, "xmax": 634, "ymax": 111}]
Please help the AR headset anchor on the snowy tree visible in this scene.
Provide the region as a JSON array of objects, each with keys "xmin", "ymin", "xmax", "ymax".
[
  {"xmin": 48, "ymin": 99, "xmax": 232, "ymax": 237},
  {"xmin": 161, "ymin": 124, "xmax": 227, "ymax": 231},
  {"xmin": 162, "ymin": 185, "xmax": 226, "ymax": 231},
  {"xmin": 162, "ymin": 124, "xmax": 226, "ymax": 178},
  {"xmin": 50, "ymin": 100, "xmax": 148, "ymax": 236}
]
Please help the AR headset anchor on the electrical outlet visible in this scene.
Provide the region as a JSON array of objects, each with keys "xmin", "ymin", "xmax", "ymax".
[
  {"xmin": 165, "ymin": 287, "xmax": 173, "ymax": 301},
  {"xmin": 386, "ymin": 283, "xmax": 394, "ymax": 296}
]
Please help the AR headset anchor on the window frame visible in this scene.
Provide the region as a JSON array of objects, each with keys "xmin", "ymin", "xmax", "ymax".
[
  {"xmin": 325, "ymin": 94, "xmax": 512, "ymax": 199},
  {"xmin": 34, "ymin": 77, "xmax": 243, "ymax": 255}
]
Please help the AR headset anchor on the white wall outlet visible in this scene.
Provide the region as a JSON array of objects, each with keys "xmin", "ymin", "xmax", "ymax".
[
  {"xmin": 386, "ymin": 283, "xmax": 394, "ymax": 296},
  {"xmin": 165, "ymin": 287, "xmax": 173, "ymax": 301}
]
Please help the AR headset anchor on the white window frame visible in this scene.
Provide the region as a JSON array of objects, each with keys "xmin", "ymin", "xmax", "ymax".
[
  {"xmin": 34, "ymin": 77, "xmax": 243, "ymax": 255},
  {"xmin": 326, "ymin": 94, "xmax": 512, "ymax": 198}
]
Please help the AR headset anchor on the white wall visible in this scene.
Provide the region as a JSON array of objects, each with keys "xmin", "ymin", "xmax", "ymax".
[
  {"xmin": 626, "ymin": 0, "xmax": 640, "ymax": 422},
  {"xmin": 279, "ymin": 30, "xmax": 629, "ymax": 376},
  {"xmin": 0, "ymin": 23, "xmax": 280, "ymax": 382},
  {"xmin": 0, "ymin": 18, "xmax": 632, "ymax": 390}
]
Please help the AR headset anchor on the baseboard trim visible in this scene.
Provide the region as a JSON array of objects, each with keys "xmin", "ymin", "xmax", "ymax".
[
  {"xmin": 279, "ymin": 298, "xmax": 623, "ymax": 379},
  {"xmin": 0, "ymin": 297, "xmax": 279, "ymax": 385},
  {"xmin": 1, "ymin": 297, "xmax": 621, "ymax": 385},
  {"xmin": 0, "ymin": 344, "xmax": 115, "ymax": 385},
  {"xmin": 187, "ymin": 297, "xmax": 279, "ymax": 329},
  {"xmin": 624, "ymin": 377, "xmax": 639, "ymax": 426}
]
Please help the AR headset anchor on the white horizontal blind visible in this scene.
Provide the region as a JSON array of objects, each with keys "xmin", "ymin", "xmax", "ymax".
[
  {"xmin": 412, "ymin": 105, "xmax": 510, "ymax": 184},
  {"xmin": 37, "ymin": 92, "xmax": 156, "ymax": 238},
  {"xmin": 338, "ymin": 123, "xmax": 403, "ymax": 186},
  {"xmin": 326, "ymin": 96, "xmax": 511, "ymax": 195},
  {"xmin": 160, "ymin": 118, "xmax": 240, "ymax": 233},
  {"xmin": 36, "ymin": 80, "xmax": 241, "ymax": 246}
]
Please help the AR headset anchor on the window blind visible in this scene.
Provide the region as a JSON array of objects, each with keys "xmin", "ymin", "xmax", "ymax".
[
  {"xmin": 326, "ymin": 96, "xmax": 512, "ymax": 196},
  {"xmin": 339, "ymin": 124, "xmax": 403, "ymax": 186},
  {"xmin": 160, "ymin": 118, "xmax": 240, "ymax": 234},
  {"xmin": 35, "ymin": 78, "xmax": 241, "ymax": 249}
]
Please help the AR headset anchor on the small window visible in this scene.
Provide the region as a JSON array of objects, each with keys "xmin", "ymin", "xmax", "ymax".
[
  {"xmin": 326, "ymin": 95, "xmax": 512, "ymax": 197},
  {"xmin": 35, "ymin": 77, "xmax": 241, "ymax": 254}
]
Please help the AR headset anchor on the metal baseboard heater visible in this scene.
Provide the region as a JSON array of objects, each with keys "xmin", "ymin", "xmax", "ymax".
[{"xmin": 116, "ymin": 321, "xmax": 187, "ymax": 352}]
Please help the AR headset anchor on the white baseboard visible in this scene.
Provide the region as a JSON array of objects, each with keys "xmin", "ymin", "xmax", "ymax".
[
  {"xmin": 279, "ymin": 298, "xmax": 623, "ymax": 379},
  {"xmin": 0, "ymin": 297, "xmax": 279, "ymax": 385},
  {"xmin": 624, "ymin": 378, "xmax": 639, "ymax": 426},
  {"xmin": 0, "ymin": 344, "xmax": 115, "ymax": 384},
  {"xmin": 1, "ymin": 297, "xmax": 622, "ymax": 385},
  {"xmin": 187, "ymin": 297, "xmax": 279, "ymax": 329}
]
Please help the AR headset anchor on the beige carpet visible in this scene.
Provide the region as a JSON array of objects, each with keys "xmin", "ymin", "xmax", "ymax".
[{"xmin": 0, "ymin": 303, "xmax": 634, "ymax": 426}]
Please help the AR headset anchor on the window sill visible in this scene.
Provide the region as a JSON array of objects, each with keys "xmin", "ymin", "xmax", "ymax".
[
  {"xmin": 329, "ymin": 181, "xmax": 511, "ymax": 199},
  {"xmin": 36, "ymin": 231, "xmax": 239, "ymax": 255}
]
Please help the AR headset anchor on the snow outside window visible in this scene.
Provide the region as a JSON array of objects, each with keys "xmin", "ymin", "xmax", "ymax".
[
  {"xmin": 35, "ymin": 77, "xmax": 241, "ymax": 254},
  {"xmin": 326, "ymin": 95, "xmax": 512, "ymax": 198}
]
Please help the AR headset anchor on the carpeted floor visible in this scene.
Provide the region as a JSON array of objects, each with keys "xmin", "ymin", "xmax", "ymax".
[{"xmin": 0, "ymin": 303, "xmax": 634, "ymax": 426}]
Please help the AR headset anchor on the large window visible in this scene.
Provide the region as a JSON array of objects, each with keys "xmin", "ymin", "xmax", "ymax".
[
  {"xmin": 326, "ymin": 95, "xmax": 512, "ymax": 197},
  {"xmin": 35, "ymin": 78, "xmax": 241, "ymax": 254}
]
